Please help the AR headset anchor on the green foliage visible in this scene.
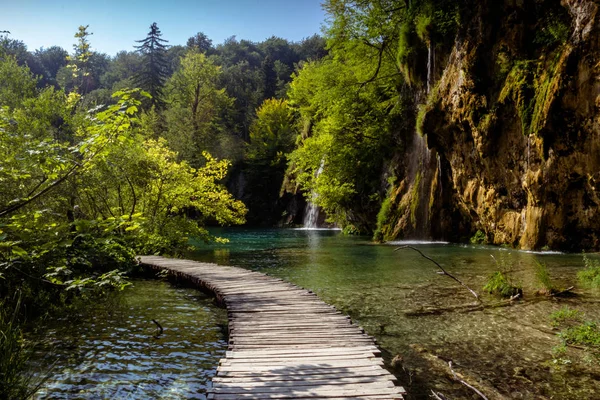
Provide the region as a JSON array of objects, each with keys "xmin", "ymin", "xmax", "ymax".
[
  {"xmin": 65, "ymin": 25, "xmax": 93, "ymax": 94},
  {"xmin": 134, "ymin": 22, "xmax": 169, "ymax": 108},
  {"xmin": 287, "ymin": 41, "xmax": 398, "ymax": 230},
  {"xmin": 374, "ymin": 196, "xmax": 392, "ymax": 241},
  {"xmin": 578, "ymin": 253, "xmax": 600, "ymax": 289},
  {"xmin": 535, "ymin": 261, "xmax": 556, "ymax": 294},
  {"xmin": 410, "ymin": 172, "xmax": 422, "ymax": 227},
  {"xmin": 559, "ymin": 322, "xmax": 600, "ymax": 349},
  {"xmin": 551, "ymin": 307, "xmax": 600, "ymax": 363},
  {"xmin": 498, "ymin": 60, "xmax": 536, "ymax": 136},
  {"xmin": 244, "ymin": 98, "xmax": 294, "ymax": 224},
  {"xmin": 484, "ymin": 270, "xmax": 521, "ymax": 298},
  {"xmin": 164, "ymin": 49, "xmax": 235, "ymax": 163},
  {"xmin": 550, "ymin": 306, "xmax": 584, "ymax": 328},
  {"xmin": 247, "ymin": 98, "xmax": 296, "ymax": 165},
  {"xmin": 484, "ymin": 254, "xmax": 521, "ymax": 298},
  {"xmin": 470, "ymin": 230, "xmax": 487, "ymax": 244},
  {"xmin": 0, "ymin": 294, "xmax": 44, "ymax": 399},
  {"xmin": 534, "ymin": 9, "xmax": 571, "ymax": 48},
  {"xmin": 0, "ymin": 55, "xmax": 37, "ymax": 109}
]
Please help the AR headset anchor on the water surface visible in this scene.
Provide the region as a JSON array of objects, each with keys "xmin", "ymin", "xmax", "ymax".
[
  {"xmin": 30, "ymin": 280, "xmax": 228, "ymax": 399},
  {"xmin": 188, "ymin": 228, "xmax": 600, "ymax": 399}
]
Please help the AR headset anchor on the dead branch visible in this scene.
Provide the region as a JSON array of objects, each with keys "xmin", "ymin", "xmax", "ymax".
[
  {"xmin": 449, "ymin": 361, "xmax": 489, "ymax": 400},
  {"xmin": 412, "ymin": 344, "xmax": 509, "ymax": 400},
  {"xmin": 405, "ymin": 294, "xmax": 521, "ymax": 317},
  {"xmin": 152, "ymin": 319, "xmax": 163, "ymax": 337},
  {"xmin": 395, "ymin": 246, "xmax": 481, "ymax": 302},
  {"xmin": 430, "ymin": 390, "xmax": 448, "ymax": 400},
  {"xmin": 549, "ymin": 286, "xmax": 575, "ymax": 297}
]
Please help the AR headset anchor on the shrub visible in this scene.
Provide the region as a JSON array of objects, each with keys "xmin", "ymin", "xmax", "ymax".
[
  {"xmin": 484, "ymin": 271, "xmax": 522, "ymax": 298},
  {"xmin": 578, "ymin": 253, "xmax": 600, "ymax": 289},
  {"xmin": 535, "ymin": 261, "xmax": 556, "ymax": 294},
  {"xmin": 470, "ymin": 230, "xmax": 487, "ymax": 244}
]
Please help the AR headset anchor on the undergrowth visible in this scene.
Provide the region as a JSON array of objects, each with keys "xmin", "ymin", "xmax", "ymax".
[
  {"xmin": 484, "ymin": 253, "xmax": 522, "ymax": 298},
  {"xmin": 578, "ymin": 253, "xmax": 600, "ymax": 289},
  {"xmin": 550, "ymin": 307, "xmax": 600, "ymax": 364}
]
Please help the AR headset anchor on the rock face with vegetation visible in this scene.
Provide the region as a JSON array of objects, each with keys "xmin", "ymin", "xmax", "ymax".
[{"xmin": 357, "ymin": 0, "xmax": 600, "ymax": 250}]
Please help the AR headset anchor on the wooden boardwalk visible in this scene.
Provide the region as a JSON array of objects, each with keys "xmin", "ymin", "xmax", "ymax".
[{"xmin": 139, "ymin": 256, "xmax": 405, "ymax": 399}]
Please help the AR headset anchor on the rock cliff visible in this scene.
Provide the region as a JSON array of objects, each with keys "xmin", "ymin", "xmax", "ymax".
[{"xmin": 379, "ymin": 0, "xmax": 600, "ymax": 250}]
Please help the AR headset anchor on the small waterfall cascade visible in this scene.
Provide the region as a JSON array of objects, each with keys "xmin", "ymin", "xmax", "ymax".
[
  {"xmin": 426, "ymin": 42, "xmax": 434, "ymax": 94},
  {"xmin": 436, "ymin": 152, "xmax": 443, "ymax": 199},
  {"xmin": 303, "ymin": 160, "xmax": 325, "ymax": 229}
]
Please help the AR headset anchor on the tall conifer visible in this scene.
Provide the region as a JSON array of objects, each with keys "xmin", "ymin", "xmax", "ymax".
[{"xmin": 134, "ymin": 22, "xmax": 169, "ymax": 108}]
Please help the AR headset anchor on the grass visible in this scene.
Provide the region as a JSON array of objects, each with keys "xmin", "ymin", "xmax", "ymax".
[
  {"xmin": 549, "ymin": 306, "xmax": 600, "ymax": 364},
  {"xmin": 484, "ymin": 253, "xmax": 522, "ymax": 298},
  {"xmin": 0, "ymin": 293, "xmax": 47, "ymax": 399},
  {"xmin": 483, "ymin": 271, "xmax": 522, "ymax": 298},
  {"xmin": 535, "ymin": 261, "xmax": 556, "ymax": 294},
  {"xmin": 578, "ymin": 253, "xmax": 600, "ymax": 289}
]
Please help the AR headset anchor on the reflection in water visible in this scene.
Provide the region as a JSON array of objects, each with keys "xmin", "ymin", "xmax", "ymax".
[
  {"xmin": 29, "ymin": 280, "xmax": 228, "ymax": 399},
  {"xmin": 189, "ymin": 228, "xmax": 600, "ymax": 400}
]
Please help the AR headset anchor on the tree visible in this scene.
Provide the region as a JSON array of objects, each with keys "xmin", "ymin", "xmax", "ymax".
[
  {"xmin": 100, "ymin": 50, "xmax": 142, "ymax": 90},
  {"xmin": 34, "ymin": 46, "xmax": 69, "ymax": 87},
  {"xmin": 187, "ymin": 32, "xmax": 213, "ymax": 54},
  {"xmin": 164, "ymin": 49, "xmax": 235, "ymax": 163},
  {"xmin": 261, "ymin": 54, "xmax": 277, "ymax": 99},
  {"xmin": 0, "ymin": 55, "xmax": 37, "ymax": 108},
  {"xmin": 65, "ymin": 25, "xmax": 94, "ymax": 94},
  {"xmin": 243, "ymin": 99, "xmax": 297, "ymax": 225},
  {"xmin": 134, "ymin": 22, "xmax": 169, "ymax": 108}
]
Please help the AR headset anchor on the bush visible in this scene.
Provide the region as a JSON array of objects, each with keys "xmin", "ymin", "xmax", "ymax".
[
  {"xmin": 535, "ymin": 261, "xmax": 556, "ymax": 294},
  {"xmin": 484, "ymin": 270, "xmax": 522, "ymax": 298},
  {"xmin": 470, "ymin": 230, "xmax": 487, "ymax": 244},
  {"xmin": 578, "ymin": 253, "xmax": 600, "ymax": 289}
]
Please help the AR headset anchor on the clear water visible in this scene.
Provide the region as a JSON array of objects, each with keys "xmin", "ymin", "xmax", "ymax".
[
  {"xmin": 30, "ymin": 280, "xmax": 228, "ymax": 399},
  {"xmin": 187, "ymin": 228, "xmax": 600, "ymax": 400}
]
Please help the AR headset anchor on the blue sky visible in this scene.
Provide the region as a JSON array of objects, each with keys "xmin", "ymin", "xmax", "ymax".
[{"xmin": 1, "ymin": 0, "xmax": 328, "ymax": 55}]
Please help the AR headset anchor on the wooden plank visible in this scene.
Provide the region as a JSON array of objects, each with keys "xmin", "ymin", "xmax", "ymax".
[{"xmin": 139, "ymin": 256, "xmax": 404, "ymax": 399}]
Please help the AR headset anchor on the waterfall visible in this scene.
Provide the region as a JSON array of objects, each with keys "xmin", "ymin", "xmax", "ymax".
[
  {"xmin": 427, "ymin": 42, "xmax": 434, "ymax": 94},
  {"xmin": 437, "ymin": 152, "xmax": 443, "ymax": 199},
  {"xmin": 303, "ymin": 160, "xmax": 324, "ymax": 229}
]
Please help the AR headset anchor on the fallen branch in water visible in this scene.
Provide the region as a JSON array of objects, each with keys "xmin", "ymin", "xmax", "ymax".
[
  {"xmin": 405, "ymin": 293, "xmax": 521, "ymax": 316},
  {"xmin": 411, "ymin": 344, "xmax": 509, "ymax": 400},
  {"xmin": 449, "ymin": 361, "xmax": 489, "ymax": 400},
  {"xmin": 152, "ymin": 319, "xmax": 163, "ymax": 336},
  {"xmin": 549, "ymin": 286, "xmax": 575, "ymax": 297},
  {"xmin": 430, "ymin": 390, "xmax": 448, "ymax": 400},
  {"xmin": 394, "ymin": 245, "xmax": 481, "ymax": 302}
]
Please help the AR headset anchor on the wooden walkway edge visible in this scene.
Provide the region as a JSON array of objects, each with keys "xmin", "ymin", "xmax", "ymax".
[{"xmin": 139, "ymin": 256, "xmax": 406, "ymax": 400}]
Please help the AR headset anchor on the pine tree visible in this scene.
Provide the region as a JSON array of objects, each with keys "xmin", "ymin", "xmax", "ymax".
[{"xmin": 134, "ymin": 22, "xmax": 169, "ymax": 108}]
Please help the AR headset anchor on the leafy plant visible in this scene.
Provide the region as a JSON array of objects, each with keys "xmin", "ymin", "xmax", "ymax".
[
  {"xmin": 535, "ymin": 261, "xmax": 556, "ymax": 294},
  {"xmin": 484, "ymin": 253, "xmax": 521, "ymax": 298},
  {"xmin": 470, "ymin": 230, "xmax": 487, "ymax": 244},
  {"xmin": 578, "ymin": 253, "xmax": 600, "ymax": 289},
  {"xmin": 0, "ymin": 293, "xmax": 48, "ymax": 399},
  {"xmin": 550, "ymin": 306, "xmax": 584, "ymax": 328},
  {"xmin": 484, "ymin": 271, "xmax": 521, "ymax": 298}
]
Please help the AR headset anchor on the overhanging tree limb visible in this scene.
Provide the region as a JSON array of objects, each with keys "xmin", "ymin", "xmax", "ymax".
[{"xmin": 0, "ymin": 164, "xmax": 80, "ymax": 218}]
